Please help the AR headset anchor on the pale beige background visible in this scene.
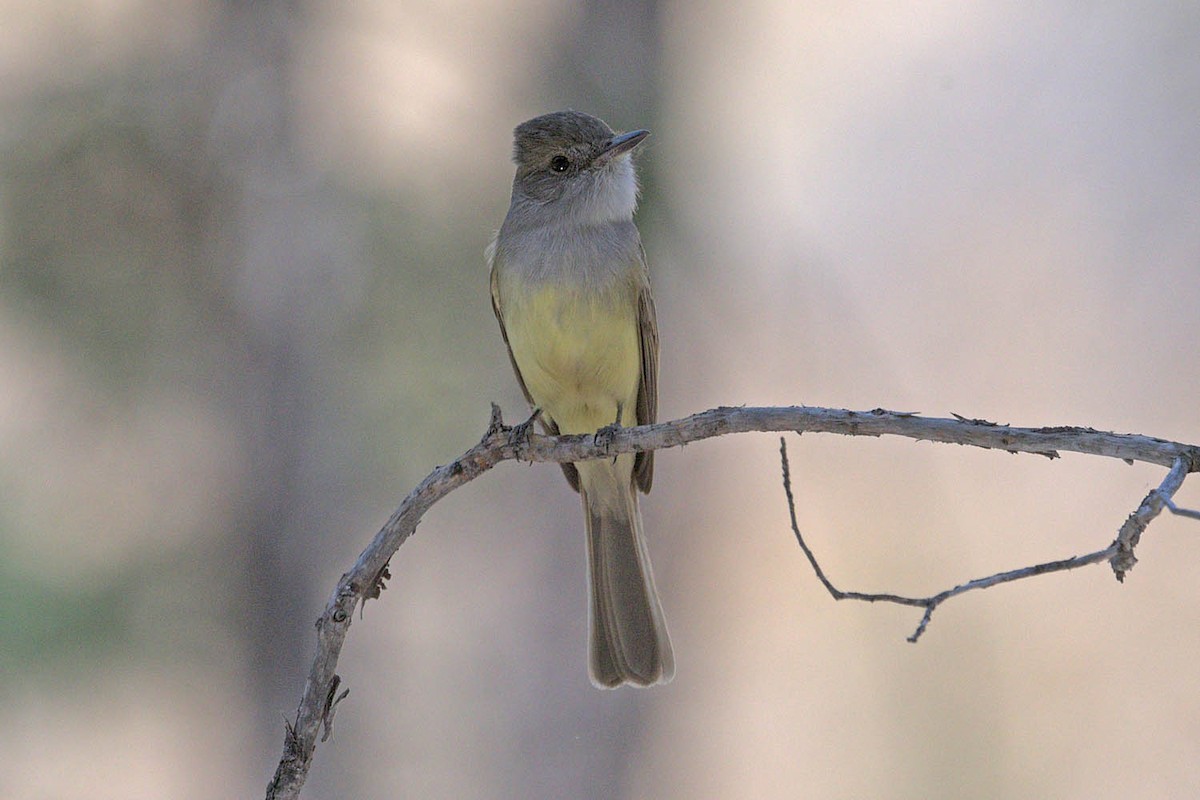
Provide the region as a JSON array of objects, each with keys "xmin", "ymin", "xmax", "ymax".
[{"xmin": 2, "ymin": 2, "xmax": 1198, "ymax": 798}]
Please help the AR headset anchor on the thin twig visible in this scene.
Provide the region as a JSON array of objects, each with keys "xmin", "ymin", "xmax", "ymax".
[
  {"xmin": 1161, "ymin": 497, "xmax": 1200, "ymax": 520},
  {"xmin": 778, "ymin": 440, "xmax": 1192, "ymax": 642}
]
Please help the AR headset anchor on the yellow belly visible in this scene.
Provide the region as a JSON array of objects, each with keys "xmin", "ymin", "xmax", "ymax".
[{"xmin": 504, "ymin": 284, "xmax": 640, "ymax": 435}]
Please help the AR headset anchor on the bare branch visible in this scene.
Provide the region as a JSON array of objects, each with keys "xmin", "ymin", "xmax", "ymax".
[
  {"xmin": 266, "ymin": 405, "xmax": 1199, "ymax": 798},
  {"xmin": 511, "ymin": 406, "xmax": 1199, "ymax": 471},
  {"xmin": 779, "ymin": 439, "xmax": 1193, "ymax": 641}
]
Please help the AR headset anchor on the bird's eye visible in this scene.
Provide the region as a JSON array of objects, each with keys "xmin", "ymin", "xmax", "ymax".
[{"xmin": 550, "ymin": 155, "xmax": 570, "ymax": 173}]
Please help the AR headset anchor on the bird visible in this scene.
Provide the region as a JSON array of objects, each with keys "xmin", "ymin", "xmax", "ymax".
[{"xmin": 487, "ymin": 110, "xmax": 673, "ymax": 687}]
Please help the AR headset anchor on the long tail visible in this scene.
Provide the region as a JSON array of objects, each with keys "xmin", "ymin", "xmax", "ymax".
[{"xmin": 580, "ymin": 458, "xmax": 674, "ymax": 688}]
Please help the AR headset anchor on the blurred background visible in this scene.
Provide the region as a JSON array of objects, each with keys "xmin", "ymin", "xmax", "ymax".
[{"xmin": 2, "ymin": 1, "xmax": 1199, "ymax": 798}]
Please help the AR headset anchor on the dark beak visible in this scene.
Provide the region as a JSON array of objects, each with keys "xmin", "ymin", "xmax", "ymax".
[{"xmin": 596, "ymin": 129, "xmax": 650, "ymax": 165}]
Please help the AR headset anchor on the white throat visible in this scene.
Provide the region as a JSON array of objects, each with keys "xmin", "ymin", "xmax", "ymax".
[{"xmin": 583, "ymin": 156, "xmax": 639, "ymax": 225}]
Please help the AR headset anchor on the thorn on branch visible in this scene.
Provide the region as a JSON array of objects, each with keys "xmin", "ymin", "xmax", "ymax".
[
  {"xmin": 283, "ymin": 713, "xmax": 299, "ymax": 750},
  {"xmin": 485, "ymin": 402, "xmax": 505, "ymax": 438},
  {"xmin": 321, "ymin": 675, "xmax": 350, "ymax": 743},
  {"xmin": 951, "ymin": 412, "xmax": 1002, "ymax": 426}
]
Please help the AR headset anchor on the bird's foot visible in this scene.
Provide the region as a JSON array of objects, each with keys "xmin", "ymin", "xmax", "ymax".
[
  {"xmin": 508, "ymin": 407, "xmax": 542, "ymax": 448},
  {"xmin": 593, "ymin": 421, "xmax": 623, "ymax": 449}
]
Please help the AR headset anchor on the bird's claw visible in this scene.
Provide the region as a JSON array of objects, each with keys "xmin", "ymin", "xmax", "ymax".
[
  {"xmin": 593, "ymin": 421, "xmax": 622, "ymax": 461},
  {"xmin": 508, "ymin": 408, "xmax": 542, "ymax": 448}
]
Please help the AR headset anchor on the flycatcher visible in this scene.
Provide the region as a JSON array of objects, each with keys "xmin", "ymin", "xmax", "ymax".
[{"xmin": 488, "ymin": 110, "xmax": 673, "ymax": 688}]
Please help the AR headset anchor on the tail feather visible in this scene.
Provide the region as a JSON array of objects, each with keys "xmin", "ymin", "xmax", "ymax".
[{"xmin": 581, "ymin": 459, "xmax": 673, "ymax": 688}]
